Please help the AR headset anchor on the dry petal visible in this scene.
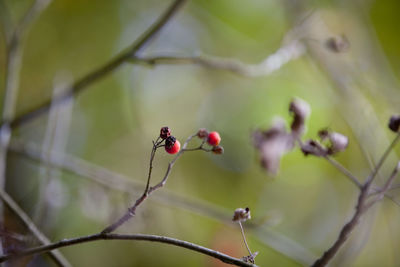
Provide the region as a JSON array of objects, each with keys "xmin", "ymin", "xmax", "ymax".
[
  {"xmin": 253, "ymin": 118, "xmax": 295, "ymax": 175},
  {"xmin": 289, "ymin": 98, "xmax": 311, "ymax": 137}
]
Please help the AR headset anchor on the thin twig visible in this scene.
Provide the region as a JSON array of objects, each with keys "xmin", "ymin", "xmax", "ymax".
[
  {"xmin": 131, "ymin": 40, "xmax": 305, "ymax": 77},
  {"xmin": 101, "ymin": 134, "xmax": 198, "ymax": 234},
  {"xmin": 9, "ymin": 0, "xmax": 188, "ymax": 129},
  {"xmin": 239, "ymin": 222, "xmax": 253, "ymax": 256},
  {"xmin": 323, "ymin": 156, "xmax": 362, "ymax": 188},
  {"xmin": 0, "ymin": 188, "xmax": 70, "ymax": 267},
  {"xmin": 365, "ymin": 132, "xmax": 400, "ymax": 185},
  {"xmin": 0, "ymin": 233, "xmax": 258, "ymax": 267}
]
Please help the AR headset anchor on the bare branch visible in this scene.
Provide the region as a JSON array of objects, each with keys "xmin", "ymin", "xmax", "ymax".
[
  {"xmin": 311, "ymin": 184, "xmax": 370, "ymax": 267},
  {"xmin": 132, "ymin": 40, "xmax": 305, "ymax": 77},
  {"xmin": 101, "ymin": 134, "xmax": 197, "ymax": 234},
  {"xmin": 9, "ymin": 0, "xmax": 188, "ymax": 129},
  {"xmin": 365, "ymin": 132, "xmax": 400, "ymax": 185},
  {"xmin": 0, "ymin": 188, "xmax": 70, "ymax": 267},
  {"xmin": 0, "ymin": 233, "xmax": 258, "ymax": 267}
]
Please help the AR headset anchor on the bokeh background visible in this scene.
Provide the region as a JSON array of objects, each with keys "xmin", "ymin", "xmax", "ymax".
[{"xmin": 1, "ymin": 0, "xmax": 400, "ymax": 266}]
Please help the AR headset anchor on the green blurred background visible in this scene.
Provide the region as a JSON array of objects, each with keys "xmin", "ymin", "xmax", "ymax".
[{"xmin": 1, "ymin": 0, "xmax": 400, "ymax": 266}]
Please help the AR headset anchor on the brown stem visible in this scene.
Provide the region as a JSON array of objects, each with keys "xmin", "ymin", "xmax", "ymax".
[{"xmin": 0, "ymin": 233, "xmax": 258, "ymax": 267}]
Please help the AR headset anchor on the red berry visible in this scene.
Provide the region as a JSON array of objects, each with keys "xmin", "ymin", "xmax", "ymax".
[
  {"xmin": 207, "ymin": 131, "xmax": 221, "ymax": 146},
  {"xmin": 165, "ymin": 139, "xmax": 180, "ymax": 154}
]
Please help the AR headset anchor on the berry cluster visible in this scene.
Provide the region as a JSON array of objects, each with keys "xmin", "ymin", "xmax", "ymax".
[
  {"xmin": 160, "ymin": 126, "xmax": 181, "ymax": 154},
  {"xmin": 197, "ymin": 128, "xmax": 224, "ymax": 154}
]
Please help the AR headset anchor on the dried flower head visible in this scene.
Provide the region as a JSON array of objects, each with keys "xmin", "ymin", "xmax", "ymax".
[
  {"xmin": 232, "ymin": 207, "xmax": 251, "ymax": 222},
  {"xmin": 318, "ymin": 129, "xmax": 349, "ymax": 155},
  {"xmin": 289, "ymin": 98, "xmax": 311, "ymax": 137},
  {"xmin": 253, "ymin": 118, "xmax": 295, "ymax": 174},
  {"xmin": 197, "ymin": 128, "xmax": 209, "ymax": 139},
  {"xmin": 389, "ymin": 115, "xmax": 400, "ymax": 132},
  {"xmin": 160, "ymin": 127, "xmax": 171, "ymax": 139}
]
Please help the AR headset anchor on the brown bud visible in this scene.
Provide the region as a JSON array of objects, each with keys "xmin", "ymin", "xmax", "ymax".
[
  {"xmin": 232, "ymin": 207, "xmax": 251, "ymax": 222},
  {"xmin": 389, "ymin": 115, "xmax": 400, "ymax": 132},
  {"xmin": 160, "ymin": 127, "xmax": 171, "ymax": 139},
  {"xmin": 165, "ymin": 136, "xmax": 176, "ymax": 149},
  {"xmin": 197, "ymin": 128, "xmax": 209, "ymax": 139},
  {"xmin": 212, "ymin": 145, "xmax": 224, "ymax": 154}
]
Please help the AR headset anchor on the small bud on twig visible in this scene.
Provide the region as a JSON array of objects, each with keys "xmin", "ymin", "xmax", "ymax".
[
  {"xmin": 212, "ymin": 145, "xmax": 224, "ymax": 155},
  {"xmin": 389, "ymin": 115, "xmax": 400, "ymax": 132},
  {"xmin": 233, "ymin": 207, "xmax": 251, "ymax": 222},
  {"xmin": 197, "ymin": 128, "xmax": 209, "ymax": 139}
]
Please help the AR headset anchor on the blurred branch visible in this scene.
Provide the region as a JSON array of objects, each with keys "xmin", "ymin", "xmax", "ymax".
[
  {"xmin": 0, "ymin": 233, "xmax": 258, "ymax": 267},
  {"xmin": 0, "ymin": 0, "xmax": 52, "ymax": 259},
  {"xmin": 33, "ymin": 80, "xmax": 74, "ymax": 224},
  {"xmin": 0, "ymin": 188, "xmax": 70, "ymax": 267},
  {"xmin": 131, "ymin": 40, "xmax": 305, "ymax": 77},
  {"xmin": 9, "ymin": 0, "xmax": 188, "ymax": 129},
  {"xmin": 0, "ymin": 0, "xmax": 12, "ymax": 43}
]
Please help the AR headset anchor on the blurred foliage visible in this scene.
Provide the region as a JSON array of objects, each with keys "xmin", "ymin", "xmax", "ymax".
[{"xmin": 1, "ymin": 0, "xmax": 400, "ymax": 266}]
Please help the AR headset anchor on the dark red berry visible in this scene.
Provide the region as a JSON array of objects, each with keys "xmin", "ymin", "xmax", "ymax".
[
  {"xmin": 160, "ymin": 127, "xmax": 171, "ymax": 139},
  {"xmin": 197, "ymin": 128, "xmax": 209, "ymax": 139}
]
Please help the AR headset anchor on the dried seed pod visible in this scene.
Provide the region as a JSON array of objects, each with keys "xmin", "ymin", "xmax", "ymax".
[
  {"xmin": 160, "ymin": 127, "xmax": 171, "ymax": 139},
  {"xmin": 232, "ymin": 207, "xmax": 251, "ymax": 222}
]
